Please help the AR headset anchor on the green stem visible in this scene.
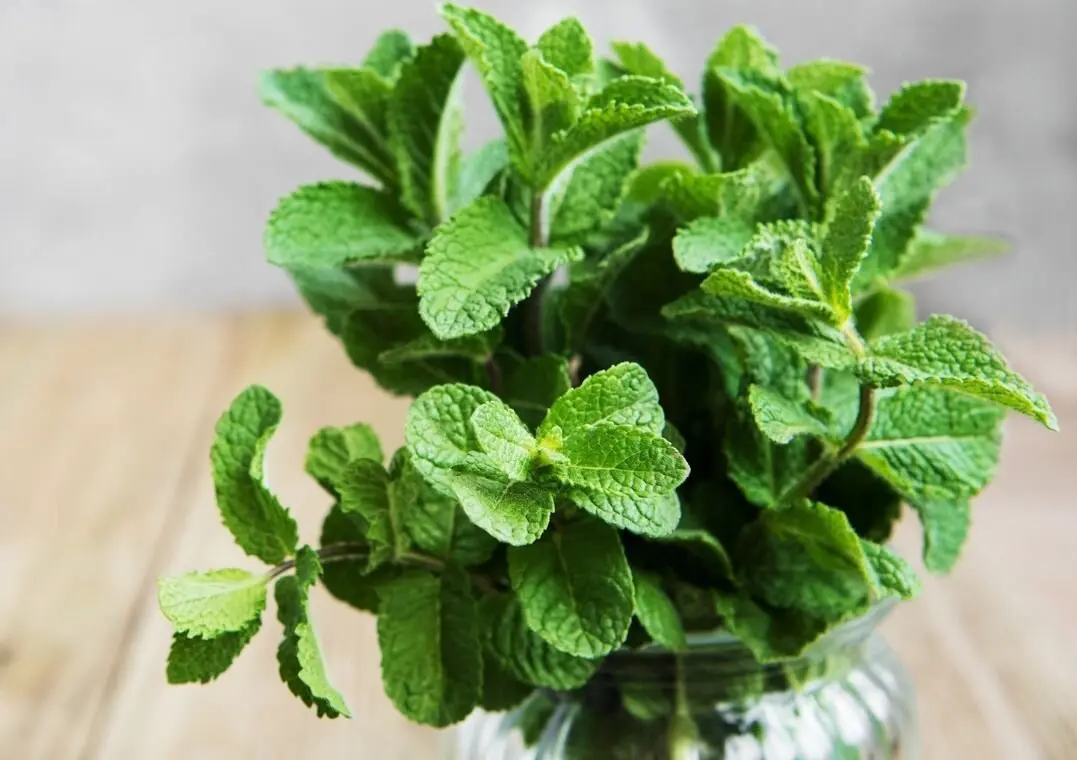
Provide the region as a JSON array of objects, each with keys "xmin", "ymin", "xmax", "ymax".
[
  {"xmin": 808, "ymin": 365, "xmax": 823, "ymax": 402},
  {"xmin": 668, "ymin": 654, "xmax": 700, "ymax": 760},
  {"xmin": 522, "ymin": 190, "xmax": 549, "ymax": 357}
]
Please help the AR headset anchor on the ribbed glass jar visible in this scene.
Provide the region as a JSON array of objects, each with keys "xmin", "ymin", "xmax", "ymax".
[{"xmin": 448, "ymin": 605, "xmax": 917, "ymax": 760}]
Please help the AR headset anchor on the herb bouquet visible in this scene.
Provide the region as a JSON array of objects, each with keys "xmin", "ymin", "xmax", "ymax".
[{"xmin": 156, "ymin": 5, "xmax": 1057, "ymax": 759}]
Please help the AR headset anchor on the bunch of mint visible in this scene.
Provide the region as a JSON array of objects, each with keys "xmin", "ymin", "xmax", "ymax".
[{"xmin": 156, "ymin": 4, "xmax": 1057, "ymax": 729}]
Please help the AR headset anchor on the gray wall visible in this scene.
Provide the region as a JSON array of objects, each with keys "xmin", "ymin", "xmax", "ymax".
[{"xmin": 2, "ymin": 0, "xmax": 1074, "ymax": 328}]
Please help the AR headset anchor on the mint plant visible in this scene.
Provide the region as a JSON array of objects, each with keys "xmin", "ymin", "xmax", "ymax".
[{"xmin": 158, "ymin": 3, "xmax": 1057, "ymax": 732}]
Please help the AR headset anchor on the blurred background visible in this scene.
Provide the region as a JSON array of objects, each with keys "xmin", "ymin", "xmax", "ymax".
[{"xmin": 1, "ymin": 1, "xmax": 1074, "ymax": 759}]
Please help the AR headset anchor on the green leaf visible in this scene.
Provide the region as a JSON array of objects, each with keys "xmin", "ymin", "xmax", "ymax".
[
  {"xmin": 322, "ymin": 68, "xmax": 392, "ymax": 140},
  {"xmin": 540, "ymin": 362, "xmax": 665, "ymax": 439},
  {"xmin": 522, "ymin": 49, "xmax": 580, "ymax": 153},
  {"xmin": 860, "ymin": 540, "xmax": 920, "ymax": 600},
  {"xmin": 480, "ymin": 650, "xmax": 534, "ymax": 712},
  {"xmin": 858, "ymin": 315, "xmax": 1057, "ymax": 429},
  {"xmin": 876, "ymin": 80, "xmax": 966, "ymax": 137},
  {"xmin": 855, "ymin": 286, "xmax": 916, "ymax": 341},
  {"xmin": 210, "ymin": 386, "xmax": 299, "ymax": 564},
  {"xmin": 891, "ymin": 231, "xmax": 1010, "ymax": 284},
  {"xmin": 611, "ymin": 41, "xmax": 717, "ymax": 170},
  {"xmin": 714, "ymin": 592, "xmax": 829, "ymax": 663},
  {"xmin": 856, "ymin": 386, "xmax": 1005, "ymax": 500},
  {"xmin": 856, "ymin": 109, "xmax": 970, "ymax": 286},
  {"xmin": 363, "ymin": 30, "xmax": 415, "ymax": 79},
  {"xmin": 377, "ymin": 566, "xmax": 482, "ymax": 727},
  {"xmin": 378, "ymin": 328, "xmax": 501, "ymax": 366},
  {"xmin": 724, "ymin": 406, "xmax": 809, "ymax": 508},
  {"xmin": 509, "ymin": 520, "xmax": 634, "ymax": 657},
  {"xmin": 447, "ymin": 473, "xmax": 554, "ymax": 546},
  {"xmin": 418, "ymin": 197, "xmax": 582, "ymax": 340},
  {"xmin": 786, "ymin": 59, "xmax": 874, "ymax": 118},
  {"xmin": 441, "ymin": 4, "xmax": 530, "ymax": 177},
  {"xmin": 481, "ymin": 594, "xmax": 599, "ymax": 690},
  {"xmin": 672, "ymin": 216, "xmax": 756, "ymax": 274},
  {"xmin": 405, "ymin": 383, "xmax": 502, "ymax": 495},
  {"xmin": 567, "ymin": 490, "xmax": 681, "ymax": 538},
  {"xmin": 632, "ymin": 569, "xmax": 687, "ymax": 651},
  {"xmin": 166, "ymin": 619, "xmax": 262, "ymax": 685},
  {"xmin": 266, "ymin": 183, "xmax": 419, "ymax": 269},
  {"xmin": 552, "ymin": 423, "xmax": 689, "ymax": 501},
  {"xmin": 389, "ymin": 34, "xmax": 467, "ymax": 225},
  {"xmin": 451, "ymin": 139, "xmax": 510, "ymax": 214},
  {"xmin": 537, "ymin": 17, "xmax": 595, "ymax": 80},
  {"xmin": 702, "ymin": 267, "xmax": 833, "ymax": 323},
  {"xmin": 535, "ymin": 76, "xmax": 696, "ymax": 190},
  {"xmin": 471, "ymin": 400, "xmax": 537, "ymax": 481},
  {"xmin": 305, "ymin": 423, "xmax": 383, "ymax": 494},
  {"xmin": 260, "ymin": 68, "xmax": 396, "ymax": 185},
  {"xmin": 654, "ymin": 529, "xmax": 735, "ymax": 586},
  {"xmin": 338, "ymin": 456, "xmax": 416, "ymax": 569},
  {"xmin": 702, "ymin": 25, "xmax": 780, "ymax": 169},
  {"xmin": 157, "ymin": 569, "xmax": 267, "ymax": 639},
  {"xmin": 748, "ymin": 385, "xmax": 831, "ymax": 444},
  {"xmin": 502, "ymin": 354, "xmax": 573, "ymax": 429},
  {"xmin": 550, "ymin": 132, "xmax": 643, "ymax": 244},
  {"xmin": 819, "ymin": 177, "xmax": 881, "ymax": 323},
  {"xmin": 660, "ymin": 160, "xmax": 787, "ymax": 223},
  {"xmin": 319, "ymin": 505, "xmax": 396, "ymax": 612},
  {"xmin": 276, "ymin": 547, "xmax": 350, "ymax": 718},
  {"xmin": 801, "ymin": 93, "xmax": 865, "ymax": 198},
  {"xmin": 736, "ymin": 502, "xmax": 875, "ymax": 622},
  {"xmin": 715, "ymin": 69, "xmax": 817, "ymax": 211},
  {"xmin": 911, "ymin": 493, "xmax": 970, "ymax": 574}
]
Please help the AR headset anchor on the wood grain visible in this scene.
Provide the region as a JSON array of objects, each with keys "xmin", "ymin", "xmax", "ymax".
[{"xmin": 0, "ymin": 314, "xmax": 1073, "ymax": 760}]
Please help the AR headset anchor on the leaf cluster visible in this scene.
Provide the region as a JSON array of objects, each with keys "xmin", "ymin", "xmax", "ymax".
[{"xmin": 158, "ymin": 5, "xmax": 1057, "ymax": 729}]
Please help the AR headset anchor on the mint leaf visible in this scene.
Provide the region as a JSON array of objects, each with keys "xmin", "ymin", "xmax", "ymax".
[
  {"xmin": 552, "ymin": 423, "xmax": 688, "ymax": 501},
  {"xmin": 858, "ymin": 315, "xmax": 1057, "ymax": 429},
  {"xmin": 737, "ymin": 502, "xmax": 876, "ymax": 622},
  {"xmin": 480, "ymin": 650, "xmax": 533, "ymax": 712},
  {"xmin": 748, "ymin": 385, "xmax": 831, "ymax": 444},
  {"xmin": 305, "ymin": 423, "xmax": 383, "ymax": 494},
  {"xmin": 471, "ymin": 400, "xmax": 537, "ymax": 481},
  {"xmin": 911, "ymin": 493, "xmax": 970, "ymax": 574},
  {"xmin": 787, "ymin": 60, "xmax": 874, "ymax": 118},
  {"xmin": 166, "ymin": 619, "xmax": 262, "ymax": 685},
  {"xmin": 276, "ymin": 547, "xmax": 350, "ymax": 718},
  {"xmin": 672, "ymin": 216, "xmax": 755, "ymax": 274},
  {"xmin": 157, "ymin": 569, "xmax": 267, "ymax": 639},
  {"xmin": 260, "ymin": 68, "xmax": 396, "ymax": 185},
  {"xmin": 319, "ymin": 505, "xmax": 397, "ymax": 612},
  {"xmin": 819, "ymin": 177, "xmax": 881, "ymax": 324},
  {"xmin": 801, "ymin": 93, "xmax": 865, "ymax": 199},
  {"xmin": 632, "ymin": 569, "xmax": 686, "ymax": 651},
  {"xmin": 363, "ymin": 30, "xmax": 414, "ymax": 79},
  {"xmin": 535, "ymin": 76, "xmax": 695, "ymax": 190},
  {"xmin": 389, "ymin": 34, "xmax": 467, "ymax": 224},
  {"xmin": 611, "ymin": 41, "xmax": 717, "ymax": 170},
  {"xmin": 266, "ymin": 183, "xmax": 419, "ymax": 269},
  {"xmin": 660, "ymin": 160, "xmax": 786, "ymax": 222},
  {"xmin": 724, "ymin": 406, "xmax": 809, "ymax": 508},
  {"xmin": 211, "ymin": 386, "xmax": 299, "ymax": 564},
  {"xmin": 481, "ymin": 594, "xmax": 599, "ymax": 690},
  {"xmin": 876, "ymin": 80, "xmax": 966, "ymax": 137},
  {"xmin": 854, "ymin": 286, "xmax": 916, "ymax": 341},
  {"xmin": 508, "ymin": 520, "xmax": 634, "ymax": 657},
  {"xmin": 567, "ymin": 489, "xmax": 681, "ymax": 538},
  {"xmin": 322, "ymin": 68, "xmax": 392, "ymax": 141},
  {"xmin": 539, "ymin": 362, "xmax": 664, "ymax": 439},
  {"xmin": 447, "ymin": 473, "xmax": 553, "ymax": 546},
  {"xmin": 702, "ymin": 267, "xmax": 833, "ymax": 322},
  {"xmin": 338, "ymin": 458, "xmax": 408, "ymax": 567},
  {"xmin": 451, "ymin": 139, "xmax": 509, "ymax": 214},
  {"xmin": 714, "ymin": 592, "xmax": 829, "ymax": 663},
  {"xmin": 860, "ymin": 540, "xmax": 920, "ymax": 600},
  {"xmin": 537, "ymin": 17, "xmax": 594, "ymax": 80},
  {"xmin": 503, "ymin": 354, "xmax": 573, "ymax": 429},
  {"xmin": 418, "ymin": 197, "xmax": 582, "ymax": 339},
  {"xmin": 522, "ymin": 49, "xmax": 580, "ymax": 152},
  {"xmin": 856, "ymin": 387, "xmax": 1004, "ymax": 500},
  {"xmin": 377, "ymin": 566, "xmax": 482, "ymax": 727},
  {"xmin": 440, "ymin": 4, "xmax": 530, "ymax": 176},
  {"xmin": 654, "ymin": 529, "xmax": 735, "ymax": 586},
  {"xmin": 891, "ymin": 231, "xmax": 1010, "ymax": 284},
  {"xmin": 702, "ymin": 26, "xmax": 780, "ymax": 169},
  {"xmin": 550, "ymin": 132, "xmax": 643, "ymax": 244},
  {"xmin": 378, "ymin": 328, "xmax": 501, "ymax": 367}
]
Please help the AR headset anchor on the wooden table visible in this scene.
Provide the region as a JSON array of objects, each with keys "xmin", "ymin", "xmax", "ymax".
[{"xmin": 1, "ymin": 314, "xmax": 1074, "ymax": 760}]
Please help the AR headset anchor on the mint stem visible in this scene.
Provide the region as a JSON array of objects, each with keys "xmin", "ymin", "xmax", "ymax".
[
  {"xmin": 668, "ymin": 654, "xmax": 700, "ymax": 760},
  {"xmin": 522, "ymin": 191, "xmax": 549, "ymax": 357},
  {"xmin": 778, "ymin": 384, "xmax": 875, "ymax": 506}
]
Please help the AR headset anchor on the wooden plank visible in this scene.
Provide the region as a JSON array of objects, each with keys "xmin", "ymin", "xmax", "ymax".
[
  {"xmin": 0, "ymin": 317, "xmax": 230, "ymax": 760},
  {"xmin": 90, "ymin": 314, "xmax": 440, "ymax": 759}
]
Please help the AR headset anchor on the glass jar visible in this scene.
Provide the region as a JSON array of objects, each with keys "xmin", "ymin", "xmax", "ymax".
[{"xmin": 449, "ymin": 604, "xmax": 917, "ymax": 760}]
